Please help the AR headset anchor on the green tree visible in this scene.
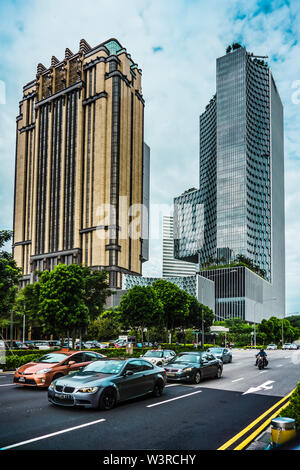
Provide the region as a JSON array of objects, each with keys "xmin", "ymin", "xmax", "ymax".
[
  {"xmin": 152, "ymin": 280, "xmax": 190, "ymax": 338},
  {"xmin": 13, "ymin": 282, "xmax": 41, "ymax": 334},
  {"xmin": 187, "ymin": 295, "xmax": 214, "ymax": 332},
  {"xmin": 87, "ymin": 311, "xmax": 121, "ymax": 341},
  {"xmin": 38, "ymin": 264, "xmax": 89, "ymax": 344},
  {"xmin": 119, "ymin": 285, "xmax": 164, "ymax": 340},
  {"xmin": 81, "ymin": 267, "xmax": 111, "ymax": 321},
  {"xmin": 0, "ymin": 230, "xmax": 22, "ymax": 328}
]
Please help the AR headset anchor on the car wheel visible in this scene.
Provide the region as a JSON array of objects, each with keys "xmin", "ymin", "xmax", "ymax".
[
  {"xmin": 99, "ymin": 388, "xmax": 117, "ymax": 411},
  {"xmin": 229, "ymin": 357, "xmax": 232, "ymax": 363},
  {"xmin": 152, "ymin": 381, "xmax": 164, "ymax": 397},
  {"xmin": 215, "ymin": 367, "xmax": 222, "ymax": 379},
  {"xmin": 193, "ymin": 371, "xmax": 201, "ymax": 384}
]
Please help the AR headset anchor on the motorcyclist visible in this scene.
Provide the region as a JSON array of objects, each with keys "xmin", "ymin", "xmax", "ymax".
[{"xmin": 255, "ymin": 348, "xmax": 268, "ymax": 367}]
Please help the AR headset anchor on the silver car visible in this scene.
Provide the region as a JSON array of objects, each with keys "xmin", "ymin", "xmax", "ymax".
[
  {"xmin": 207, "ymin": 347, "xmax": 232, "ymax": 363},
  {"xmin": 141, "ymin": 349, "xmax": 176, "ymax": 366},
  {"xmin": 48, "ymin": 358, "xmax": 166, "ymax": 410}
]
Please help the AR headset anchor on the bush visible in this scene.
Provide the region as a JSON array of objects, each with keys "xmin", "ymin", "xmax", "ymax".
[
  {"xmin": 3, "ymin": 353, "xmax": 43, "ymax": 370},
  {"xmin": 279, "ymin": 381, "xmax": 300, "ymax": 430}
]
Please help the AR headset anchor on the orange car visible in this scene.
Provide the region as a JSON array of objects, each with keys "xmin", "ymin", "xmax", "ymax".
[{"xmin": 14, "ymin": 350, "xmax": 106, "ymax": 388}]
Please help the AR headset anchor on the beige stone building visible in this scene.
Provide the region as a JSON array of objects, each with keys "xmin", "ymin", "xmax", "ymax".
[{"xmin": 13, "ymin": 38, "xmax": 149, "ymax": 289}]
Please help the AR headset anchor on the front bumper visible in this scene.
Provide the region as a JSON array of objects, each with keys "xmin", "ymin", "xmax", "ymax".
[
  {"xmin": 165, "ymin": 371, "xmax": 192, "ymax": 382},
  {"xmin": 14, "ymin": 373, "xmax": 51, "ymax": 387},
  {"xmin": 48, "ymin": 388, "xmax": 100, "ymax": 408}
]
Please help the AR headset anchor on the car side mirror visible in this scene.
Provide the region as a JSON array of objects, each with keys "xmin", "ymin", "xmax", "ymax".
[
  {"xmin": 124, "ymin": 370, "xmax": 134, "ymax": 376},
  {"xmin": 68, "ymin": 361, "xmax": 76, "ymax": 366}
]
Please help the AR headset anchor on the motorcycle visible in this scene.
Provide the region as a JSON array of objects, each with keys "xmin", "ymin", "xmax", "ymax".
[{"xmin": 256, "ymin": 355, "xmax": 268, "ymax": 370}]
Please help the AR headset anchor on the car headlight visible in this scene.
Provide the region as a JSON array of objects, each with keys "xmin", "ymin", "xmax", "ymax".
[
  {"xmin": 183, "ymin": 367, "xmax": 193, "ymax": 372},
  {"xmin": 36, "ymin": 368, "xmax": 53, "ymax": 375},
  {"xmin": 76, "ymin": 387, "xmax": 99, "ymax": 393}
]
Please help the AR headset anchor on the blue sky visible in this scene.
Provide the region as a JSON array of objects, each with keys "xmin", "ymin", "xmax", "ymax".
[{"xmin": 0, "ymin": 0, "xmax": 299, "ymax": 315}]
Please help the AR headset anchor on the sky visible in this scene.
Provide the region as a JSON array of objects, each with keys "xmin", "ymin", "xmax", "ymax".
[{"xmin": 0, "ymin": 0, "xmax": 299, "ymax": 315}]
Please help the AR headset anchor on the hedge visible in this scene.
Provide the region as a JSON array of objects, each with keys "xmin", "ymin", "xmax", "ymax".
[
  {"xmin": 279, "ymin": 381, "xmax": 300, "ymax": 430},
  {"xmin": 1, "ymin": 344, "xmax": 215, "ymax": 370}
]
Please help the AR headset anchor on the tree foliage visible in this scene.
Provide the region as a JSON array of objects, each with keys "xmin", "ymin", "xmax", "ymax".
[
  {"xmin": 152, "ymin": 279, "xmax": 190, "ymax": 332},
  {"xmin": 0, "ymin": 230, "xmax": 22, "ymax": 325},
  {"xmin": 119, "ymin": 285, "xmax": 164, "ymax": 338},
  {"xmin": 37, "ymin": 264, "xmax": 89, "ymax": 340}
]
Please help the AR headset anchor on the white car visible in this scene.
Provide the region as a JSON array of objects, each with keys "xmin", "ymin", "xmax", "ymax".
[
  {"xmin": 267, "ymin": 344, "xmax": 277, "ymax": 350},
  {"xmin": 282, "ymin": 343, "xmax": 298, "ymax": 350},
  {"xmin": 141, "ymin": 349, "xmax": 176, "ymax": 366}
]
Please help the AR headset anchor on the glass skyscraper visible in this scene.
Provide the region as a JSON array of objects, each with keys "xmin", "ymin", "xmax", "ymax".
[{"xmin": 174, "ymin": 45, "xmax": 285, "ymax": 321}]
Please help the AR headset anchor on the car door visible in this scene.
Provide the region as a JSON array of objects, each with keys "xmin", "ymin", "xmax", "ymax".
[
  {"xmin": 65, "ymin": 353, "xmax": 88, "ymax": 373},
  {"xmin": 223, "ymin": 349, "xmax": 230, "ymax": 363},
  {"xmin": 163, "ymin": 351, "xmax": 175, "ymax": 364},
  {"xmin": 201, "ymin": 353, "xmax": 216, "ymax": 378},
  {"xmin": 140, "ymin": 360, "xmax": 156, "ymax": 393},
  {"xmin": 117, "ymin": 360, "xmax": 146, "ymax": 401}
]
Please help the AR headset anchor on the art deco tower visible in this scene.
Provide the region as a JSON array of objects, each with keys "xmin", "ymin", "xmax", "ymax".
[{"xmin": 13, "ymin": 38, "xmax": 149, "ymax": 289}]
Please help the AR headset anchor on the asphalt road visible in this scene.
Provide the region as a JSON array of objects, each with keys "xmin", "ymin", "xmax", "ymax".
[{"xmin": 0, "ymin": 349, "xmax": 299, "ymax": 451}]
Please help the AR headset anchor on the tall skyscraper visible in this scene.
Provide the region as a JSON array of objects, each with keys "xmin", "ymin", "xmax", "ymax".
[
  {"xmin": 174, "ymin": 45, "xmax": 285, "ymax": 321},
  {"xmin": 13, "ymin": 38, "xmax": 149, "ymax": 289},
  {"xmin": 163, "ymin": 215, "xmax": 197, "ymax": 277}
]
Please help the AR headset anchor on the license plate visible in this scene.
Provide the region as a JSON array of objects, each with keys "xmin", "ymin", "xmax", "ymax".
[
  {"xmin": 167, "ymin": 373, "xmax": 175, "ymax": 377},
  {"xmin": 55, "ymin": 393, "xmax": 72, "ymax": 400},
  {"xmin": 19, "ymin": 377, "xmax": 25, "ymax": 382}
]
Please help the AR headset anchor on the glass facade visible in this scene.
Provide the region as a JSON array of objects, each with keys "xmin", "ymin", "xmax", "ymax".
[
  {"xmin": 173, "ymin": 46, "xmax": 285, "ymax": 320},
  {"xmin": 173, "ymin": 188, "xmax": 203, "ymax": 263},
  {"xmin": 199, "ymin": 47, "xmax": 274, "ymax": 282}
]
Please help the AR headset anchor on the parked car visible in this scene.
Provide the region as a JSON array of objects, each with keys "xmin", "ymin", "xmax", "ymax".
[
  {"xmin": 4, "ymin": 340, "xmax": 28, "ymax": 350},
  {"xmin": 164, "ymin": 351, "xmax": 223, "ymax": 384},
  {"xmin": 31, "ymin": 341, "xmax": 51, "ymax": 350},
  {"xmin": 14, "ymin": 350, "xmax": 106, "ymax": 388},
  {"xmin": 267, "ymin": 344, "xmax": 278, "ymax": 350},
  {"xmin": 47, "ymin": 340, "xmax": 61, "ymax": 349},
  {"xmin": 207, "ymin": 347, "xmax": 232, "ymax": 363},
  {"xmin": 141, "ymin": 349, "xmax": 176, "ymax": 366},
  {"xmin": 282, "ymin": 343, "xmax": 298, "ymax": 350},
  {"xmin": 48, "ymin": 358, "xmax": 167, "ymax": 409},
  {"xmin": 24, "ymin": 341, "xmax": 38, "ymax": 349}
]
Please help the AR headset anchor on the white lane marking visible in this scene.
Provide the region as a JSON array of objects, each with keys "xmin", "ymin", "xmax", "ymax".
[
  {"xmin": 232, "ymin": 378, "xmax": 244, "ymax": 383},
  {"xmin": 243, "ymin": 380, "xmax": 275, "ymax": 395},
  {"xmin": 147, "ymin": 391, "xmax": 202, "ymax": 408},
  {"xmin": 0, "ymin": 384, "xmax": 15, "ymax": 387},
  {"xmin": 165, "ymin": 384, "xmax": 181, "ymax": 388},
  {"xmin": 276, "ymin": 364, "xmax": 283, "ymax": 367},
  {"xmin": 0, "ymin": 418, "xmax": 106, "ymax": 450}
]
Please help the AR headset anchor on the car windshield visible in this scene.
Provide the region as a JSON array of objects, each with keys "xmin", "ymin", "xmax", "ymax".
[
  {"xmin": 34, "ymin": 353, "xmax": 68, "ymax": 363},
  {"xmin": 79, "ymin": 360, "xmax": 124, "ymax": 375},
  {"xmin": 144, "ymin": 350, "xmax": 163, "ymax": 358},
  {"xmin": 172, "ymin": 354, "xmax": 202, "ymax": 363},
  {"xmin": 209, "ymin": 348, "xmax": 223, "ymax": 354}
]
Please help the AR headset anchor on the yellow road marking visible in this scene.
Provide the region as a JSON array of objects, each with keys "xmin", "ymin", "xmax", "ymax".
[
  {"xmin": 218, "ymin": 388, "xmax": 295, "ymax": 450},
  {"xmin": 233, "ymin": 400, "xmax": 291, "ymax": 450}
]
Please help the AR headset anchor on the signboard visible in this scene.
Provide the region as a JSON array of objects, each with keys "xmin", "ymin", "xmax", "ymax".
[{"xmin": 210, "ymin": 326, "xmax": 229, "ymax": 333}]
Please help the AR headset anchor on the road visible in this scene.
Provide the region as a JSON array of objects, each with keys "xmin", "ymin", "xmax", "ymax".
[{"xmin": 0, "ymin": 349, "xmax": 299, "ymax": 451}]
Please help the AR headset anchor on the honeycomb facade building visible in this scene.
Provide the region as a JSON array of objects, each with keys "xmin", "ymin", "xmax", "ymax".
[{"xmin": 13, "ymin": 38, "xmax": 149, "ymax": 289}]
